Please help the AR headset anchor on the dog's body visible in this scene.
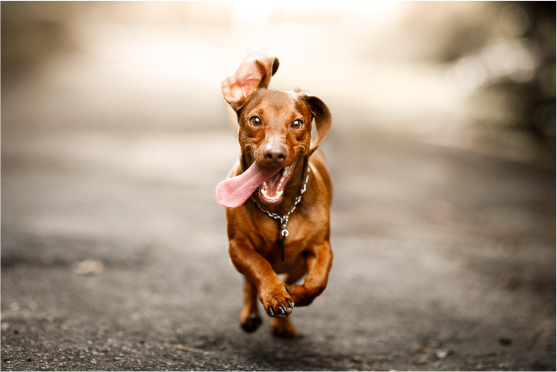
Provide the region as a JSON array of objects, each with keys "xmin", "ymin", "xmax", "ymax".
[{"xmin": 215, "ymin": 52, "xmax": 333, "ymax": 338}]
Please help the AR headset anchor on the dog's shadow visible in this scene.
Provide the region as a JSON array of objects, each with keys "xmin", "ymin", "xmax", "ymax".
[
  {"xmin": 172, "ymin": 331, "xmax": 326, "ymax": 369},
  {"xmin": 239, "ymin": 333, "xmax": 360, "ymax": 370}
]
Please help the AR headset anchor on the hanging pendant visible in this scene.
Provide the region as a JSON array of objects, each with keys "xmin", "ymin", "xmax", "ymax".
[{"xmin": 281, "ymin": 229, "xmax": 289, "ymax": 261}]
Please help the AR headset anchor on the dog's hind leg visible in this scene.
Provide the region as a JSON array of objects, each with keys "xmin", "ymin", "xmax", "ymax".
[
  {"xmin": 270, "ymin": 317, "xmax": 297, "ymax": 339},
  {"xmin": 239, "ymin": 277, "xmax": 262, "ymax": 333}
]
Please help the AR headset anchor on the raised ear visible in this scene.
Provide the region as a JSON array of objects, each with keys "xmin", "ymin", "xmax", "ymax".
[
  {"xmin": 222, "ymin": 51, "xmax": 280, "ymax": 111},
  {"xmin": 294, "ymin": 88, "xmax": 332, "ymax": 156}
]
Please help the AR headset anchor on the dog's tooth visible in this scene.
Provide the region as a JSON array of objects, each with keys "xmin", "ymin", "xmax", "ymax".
[
  {"xmin": 285, "ymin": 166, "xmax": 289, "ymax": 170},
  {"xmin": 280, "ymin": 177, "xmax": 285, "ymax": 182}
]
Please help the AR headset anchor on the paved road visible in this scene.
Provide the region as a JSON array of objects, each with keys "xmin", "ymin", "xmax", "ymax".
[{"xmin": 2, "ymin": 11, "xmax": 556, "ymax": 371}]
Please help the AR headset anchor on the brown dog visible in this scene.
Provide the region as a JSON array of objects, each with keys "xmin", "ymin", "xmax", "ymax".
[{"xmin": 215, "ymin": 51, "xmax": 333, "ymax": 338}]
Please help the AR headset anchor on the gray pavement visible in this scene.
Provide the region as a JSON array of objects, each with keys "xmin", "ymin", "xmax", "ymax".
[{"xmin": 2, "ymin": 3, "xmax": 556, "ymax": 371}]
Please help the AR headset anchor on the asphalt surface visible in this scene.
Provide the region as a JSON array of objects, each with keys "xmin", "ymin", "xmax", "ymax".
[{"xmin": 2, "ymin": 15, "xmax": 556, "ymax": 372}]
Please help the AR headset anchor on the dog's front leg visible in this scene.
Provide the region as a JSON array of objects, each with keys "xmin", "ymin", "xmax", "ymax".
[
  {"xmin": 288, "ymin": 241, "xmax": 333, "ymax": 307},
  {"xmin": 239, "ymin": 277, "xmax": 262, "ymax": 332},
  {"xmin": 229, "ymin": 240, "xmax": 294, "ymax": 318}
]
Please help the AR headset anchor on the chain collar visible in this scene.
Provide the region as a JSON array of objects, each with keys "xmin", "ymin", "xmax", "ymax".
[{"xmin": 253, "ymin": 161, "xmax": 311, "ymax": 260}]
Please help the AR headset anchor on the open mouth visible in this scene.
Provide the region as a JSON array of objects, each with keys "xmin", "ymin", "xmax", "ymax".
[
  {"xmin": 258, "ymin": 157, "xmax": 299, "ymax": 205},
  {"xmin": 214, "ymin": 154, "xmax": 301, "ymax": 209}
]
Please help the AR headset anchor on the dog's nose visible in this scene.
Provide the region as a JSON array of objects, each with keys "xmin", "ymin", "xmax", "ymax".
[{"xmin": 263, "ymin": 145, "xmax": 287, "ymax": 164}]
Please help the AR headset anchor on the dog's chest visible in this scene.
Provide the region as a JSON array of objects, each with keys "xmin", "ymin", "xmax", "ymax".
[{"xmin": 250, "ymin": 214, "xmax": 313, "ymax": 262}]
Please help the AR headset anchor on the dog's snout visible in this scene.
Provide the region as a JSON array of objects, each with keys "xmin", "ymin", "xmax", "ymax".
[{"xmin": 264, "ymin": 145, "xmax": 288, "ymax": 164}]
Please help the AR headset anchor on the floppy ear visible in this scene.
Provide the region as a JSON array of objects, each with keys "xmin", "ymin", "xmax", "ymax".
[
  {"xmin": 222, "ymin": 51, "xmax": 280, "ymax": 111},
  {"xmin": 294, "ymin": 88, "xmax": 332, "ymax": 156}
]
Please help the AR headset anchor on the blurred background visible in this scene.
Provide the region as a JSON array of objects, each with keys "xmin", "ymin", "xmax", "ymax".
[
  {"xmin": 2, "ymin": 1, "xmax": 556, "ymax": 156},
  {"xmin": 2, "ymin": 2, "xmax": 555, "ymax": 371}
]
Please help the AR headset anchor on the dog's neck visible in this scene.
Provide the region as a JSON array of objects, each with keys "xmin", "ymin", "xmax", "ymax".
[{"xmin": 242, "ymin": 153, "xmax": 309, "ymax": 217}]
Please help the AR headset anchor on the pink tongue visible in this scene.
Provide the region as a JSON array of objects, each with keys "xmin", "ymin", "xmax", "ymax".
[{"xmin": 215, "ymin": 161, "xmax": 281, "ymax": 208}]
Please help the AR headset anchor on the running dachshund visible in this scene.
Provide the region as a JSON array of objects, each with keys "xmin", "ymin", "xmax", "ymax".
[{"xmin": 215, "ymin": 51, "xmax": 333, "ymax": 338}]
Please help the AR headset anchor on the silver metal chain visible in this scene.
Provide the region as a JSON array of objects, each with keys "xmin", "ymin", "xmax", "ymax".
[{"xmin": 254, "ymin": 166, "xmax": 311, "ymax": 238}]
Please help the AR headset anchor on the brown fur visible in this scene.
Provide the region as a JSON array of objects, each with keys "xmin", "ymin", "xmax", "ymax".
[{"xmin": 220, "ymin": 51, "xmax": 333, "ymax": 338}]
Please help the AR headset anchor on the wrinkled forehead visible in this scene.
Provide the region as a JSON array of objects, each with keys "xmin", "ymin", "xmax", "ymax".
[{"xmin": 239, "ymin": 89, "xmax": 311, "ymax": 119}]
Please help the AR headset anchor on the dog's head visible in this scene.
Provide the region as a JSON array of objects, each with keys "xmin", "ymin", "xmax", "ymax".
[
  {"xmin": 217, "ymin": 52, "xmax": 332, "ymax": 206},
  {"xmin": 218, "ymin": 51, "xmax": 331, "ymax": 207}
]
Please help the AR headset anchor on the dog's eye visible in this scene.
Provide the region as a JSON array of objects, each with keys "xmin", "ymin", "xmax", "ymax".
[
  {"xmin": 250, "ymin": 117, "xmax": 261, "ymax": 126},
  {"xmin": 291, "ymin": 120, "xmax": 303, "ymax": 129}
]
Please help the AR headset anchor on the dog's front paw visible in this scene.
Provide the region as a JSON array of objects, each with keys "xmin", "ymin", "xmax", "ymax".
[
  {"xmin": 260, "ymin": 284, "xmax": 294, "ymax": 318},
  {"xmin": 240, "ymin": 314, "xmax": 262, "ymax": 333},
  {"xmin": 284, "ymin": 284, "xmax": 318, "ymax": 307}
]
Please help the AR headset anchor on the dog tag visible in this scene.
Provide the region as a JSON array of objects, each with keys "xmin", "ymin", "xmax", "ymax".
[{"xmin": 281, "ymin": 229, "xmax": 289, "ymax": 261}]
